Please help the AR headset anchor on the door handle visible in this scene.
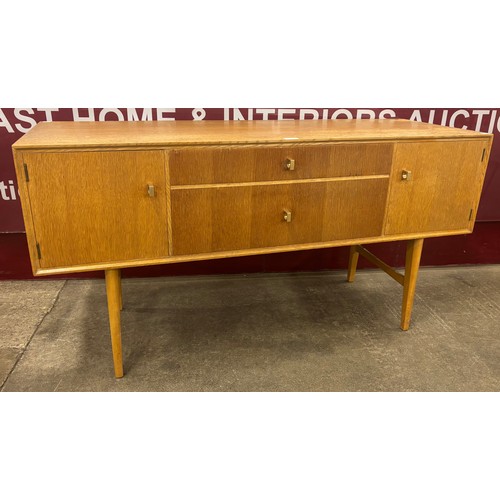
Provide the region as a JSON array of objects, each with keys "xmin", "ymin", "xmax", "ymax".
[
  {"xmin": 285, "ymin": 158, "xmax": 295, "ymax": 171},
  {"xmin": 401, "ymin": 170, "xmax": 412, "ymax": 181}
]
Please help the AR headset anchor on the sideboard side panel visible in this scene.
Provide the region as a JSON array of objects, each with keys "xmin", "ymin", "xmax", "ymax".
[{"xmin": 12, "ymin": 149, "xmax": 41, "ymax": 274}]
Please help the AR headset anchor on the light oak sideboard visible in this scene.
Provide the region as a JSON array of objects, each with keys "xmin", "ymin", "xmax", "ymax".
[{"xmin": 12, "ymin": 119, "xmax": 493, "ymax": 378}]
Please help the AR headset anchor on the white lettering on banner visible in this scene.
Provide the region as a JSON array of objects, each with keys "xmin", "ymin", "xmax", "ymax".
[
  {"xmin": 126, "ymin": 108, "xmax": 153, "ymax": 121},
  {"xmin": 0, "ymin": 181, "xmax": 9, "ymax": 200},
  {"xmin": 192, "ymin": 109, "xmax": 206, "ymax": 120},
  {"xmin": 233, "ymin": 109, "xmax": 253, "ymax": 120},
  {"xmin": 356, "ymin": 109, "xmax": 376, "ymax": 119},
  {"xmin": 0, "ymin": 180, "xmax": 17, "ymax": 201},
  {"xmin": 409, "ymin": 110, "xmax": 422, "ymax": 122},
  {"xmin": 380, "ymin": 109, "xmax": 396, "ymax": 119},
  {"xmin": 449, "ymin": 109, "xmax": 469, "ymax": 129},
  {"xmin": 208, "ymin": 108, "xmax": 401, "ymax": 121},
  {"xmin": 299, "ymin": 109, "xmax": 319, "ymax": 120},
  {"xmin": 278, "ymin": 109, "xmax": 295, "ymax": 120},
  {"xmin": 1, "ymin": 107, "xmax": 500, "ymax": 135},
  {"xmin": 0, "ymin": 109, "xmax": 15, "ymax": 133},
  {"xmin": 472, "ymin": 110, "xmax": 489, "ymax": 131},
  {"xmin": 157, "ymin": 109, "xmax": 175, "ymax": 121},
  {"xmin": 9, "ymin": 180, "xmax": 16, "ymax": 200},
  {"xmin": 37, "ymin": 108, "xmax": 59, "ymax": 121},
  {"xmin": 73, "ymin": 108, "xmax": 95, "ymax": 121},
  {"xmin": 14, "ymin": 108, "xmax": 37, "ymax": 133},
  {"xmin": 488, "ymin": 110, "xmax": 497, "ymax": 134},
  {"xmin": 99, "ymin": 109, "xmax": 125, "ymax": 121},
  {"xmin": 224, "ymin": 109, "xmax": 255, "ymax": 120},
  {"xmin": 233, "ymin": 109, "xmax": 245, "ymax": 120},
  {"xmin": 331, "ymin": 109, "xmax": 353, "ymax": 119},
  {"xmin": 256, "ymin": 109, "xmax": 275, "ymax": 120}
]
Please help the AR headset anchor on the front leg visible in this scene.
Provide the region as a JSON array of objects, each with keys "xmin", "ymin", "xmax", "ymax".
[
  {"xmin": 105, "ymin": 269, "xmax": 124, "ymax": 378},
  {"xmin": 401, "ymin": 239, "xmax": 424, "ymax": 331},
  {"xmin": 347, "ymin": 245, "xmax": 360, "ymax": 283}
]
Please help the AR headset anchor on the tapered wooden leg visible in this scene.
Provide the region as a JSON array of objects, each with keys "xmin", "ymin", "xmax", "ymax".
[
  {"xmin": 401, "ymin": 239, "xmax": 424, "ymax": 331},
  {"xmin": 117, "ymin": 269, "xmax": 123, "ymax": 311},
  {"xmin": 105, "ymin": 269, "xmax": 124, "ymax": 378},
  {"xmin": 347, "ymin": 245, "xmax": 360, "ymax": 282}
]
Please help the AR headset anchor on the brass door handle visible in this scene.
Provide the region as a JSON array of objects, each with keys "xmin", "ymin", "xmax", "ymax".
[
  {"xmin": 401, "ymin": 170, "xmax": 412, "ymax": 181},
  {"xmin": 285, "ymin": 158, "xmax": 295, "ymax": 171},
  {"xmin": 147, "ymin": 184, "xmax": 155, "ymax": 197},
  {"xmin": 283, "ymin": 209, "xmax": 292, "ymax": 222}
]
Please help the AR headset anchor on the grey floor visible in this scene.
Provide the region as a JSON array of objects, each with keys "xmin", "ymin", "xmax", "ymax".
[{"xmin": 1, "ymin": 265, "xmax": 499, "ymax": 391}]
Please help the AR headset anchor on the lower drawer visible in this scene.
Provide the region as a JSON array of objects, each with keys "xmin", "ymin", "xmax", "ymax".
[{"xmin": 170, "ymin": 178, "xmax": 389, "ymax": 255}]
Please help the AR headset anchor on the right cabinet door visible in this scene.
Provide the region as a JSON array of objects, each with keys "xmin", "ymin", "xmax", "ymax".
[{"xmin": 384, "ymin": 140, "xmax": 489, "ymax": 235}]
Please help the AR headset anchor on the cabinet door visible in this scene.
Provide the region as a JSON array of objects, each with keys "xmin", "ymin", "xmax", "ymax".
[
  {"xmin": 170, "ymin": 178, "xmax": 388, "ymax": 255},
  {"xmin": 384, "ymin": 140, "xmax": 489, "ymax": 235},
  {"xmin": 24, "ymin": 150, "xmax": 168, "ymax": 269}
]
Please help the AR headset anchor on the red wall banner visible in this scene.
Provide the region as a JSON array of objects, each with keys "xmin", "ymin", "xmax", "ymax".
[
  {"xmin": 1, "ymin": 108, "xmax": 499, "ymax": 233},
  {"xmin": 1, "ymin": 108, "xmax": 499, "ymax": 279}
]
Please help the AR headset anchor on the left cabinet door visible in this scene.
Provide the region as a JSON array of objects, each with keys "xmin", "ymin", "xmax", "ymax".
[{"xmin": 22, "ymin": 150, "xmax": 169, "ymax": 271}]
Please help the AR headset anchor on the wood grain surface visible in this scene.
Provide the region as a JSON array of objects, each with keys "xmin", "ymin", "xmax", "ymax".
[
  {"xmin": 23, "ymin": 150, "xmax": 169, "ymax": 270},
  {"xmin": 169, "ymin": 142, "xmax": 393, "ymax": 185},
  {"xmin": 384, "ymin": 140, "xmax": 490, "ymax": 235},
  {"xmin": 105, "ymin": 269, "xmax": 123, "ymax": 378},
  {"xmin": 31, "ymin": 228, "xmax": 474, "ymax": 276},
  {"xmin": 401, "ymin": 239, "xmax": 425, "ymax": 330},
  {"xmin": 11, "ymin": 120, "xmax": 493, "ymax": 276},
  {"xmin": 13, "ymin": 119, "xmax": 491, "ymax": 150},
  {"xmin": 170, "ymin": 178, "xmax": 388, "ymax": 255}
]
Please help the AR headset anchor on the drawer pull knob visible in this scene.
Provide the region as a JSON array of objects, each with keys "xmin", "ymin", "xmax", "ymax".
[
  {"xmin": 283, "ymin": 209, "xmax": 292, "ymax": 223},
  {"xmin": 285, "ymin": 158, "xmax": 295, "ymax": 171},
  {"xmin": 401, "ymin": 170, "xmax": 412, "ymax": 181},
  {"xmin": 147, "ymin": 184, "xmax": 155, "ymax": 197}
]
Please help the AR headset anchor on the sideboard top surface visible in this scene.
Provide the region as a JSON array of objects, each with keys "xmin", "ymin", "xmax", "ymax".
[{"xmin": 13, "ymin": 119, "xmax": 491, "ymax": 150}]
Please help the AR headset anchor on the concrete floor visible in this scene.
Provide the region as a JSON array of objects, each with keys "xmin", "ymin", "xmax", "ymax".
[{"xmin": 1, "ymin": 265, "xmax": 499, "ymax": 391}]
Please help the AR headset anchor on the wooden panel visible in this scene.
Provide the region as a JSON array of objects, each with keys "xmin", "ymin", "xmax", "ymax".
[
  {"xmin": 169, "ymin": 186, "xmax": 253, "ymax": 255},
  {"xmin": 169, "ymin": 143, "xmax": 393, "ymax": 185},
  {"xmin": 12, "ymin": 149, "xmax": 41, "ymax": 274},
  {"xmin": 170, "ymin": 178, "xmax": 388, "ymax": 255},
  {"xmin": 32, "ymin": 228, "xmax": 473, "ymax": 276},
  {"xmin": 249, "ymin": 183, "xmax": 326, "ymax": 249},
  {"xmin": 385, "ymin": 140, "xmax": 490, "ymax": 235},
  {"xmin": 24, "ymin": 150, "xmax": 169, "ymax": 269},
  {"xmin": 322, "ymin": 178, "xmax": 388, "ymax": 239},
  {"xmin": 13, "ymin": 120, "xmax": 490, "ymax": 150}
]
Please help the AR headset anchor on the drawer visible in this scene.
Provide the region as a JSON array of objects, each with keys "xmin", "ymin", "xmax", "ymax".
[
  {"xmin": 169, "ymin": 142, "xmax": 393, "ymax": 185},
  {"xmin": 170, "ymin": 178, "xmax": 389, "ymax": 255}
]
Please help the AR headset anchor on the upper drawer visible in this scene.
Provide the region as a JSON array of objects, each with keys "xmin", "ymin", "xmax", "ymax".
[{"xmin": 169, "ymin": 142, "xmax": 393, "ymax": 185}]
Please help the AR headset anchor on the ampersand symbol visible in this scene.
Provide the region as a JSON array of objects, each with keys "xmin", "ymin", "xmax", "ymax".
[{"xmin": 192, "ymin": 108, "xmax": 206, "ymax": 120}]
